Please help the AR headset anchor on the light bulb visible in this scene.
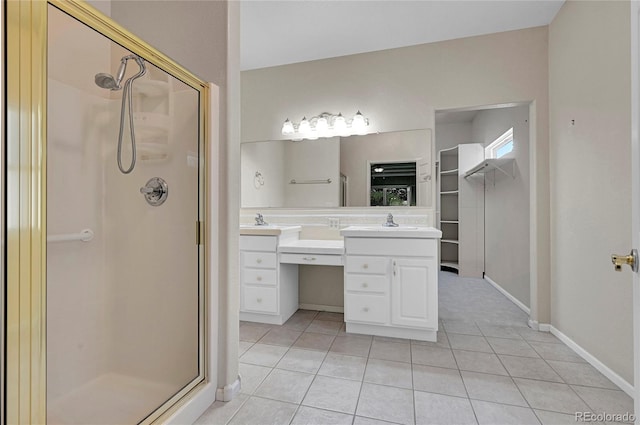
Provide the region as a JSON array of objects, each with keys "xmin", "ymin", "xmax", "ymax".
[
  {"xmin": 374, "ymin": 167, "xmax": 384, "ymax": 173},
  {"xmin": 316, "ymin": 116, "xmax": 329, "ymax": 136},
  {"xmin": 298, "ymin": 116, "xmax": 311, "ymax": 135},
  {"xmin": 352, "ymin": 110, "xmax": 367, "ymax": 135},
  {"xmin": 281, "ymin": 119, "xmax": 294, "ymax": 135},
  {"xmin": 307, "ymin": 131, "xmax": 318, "ymax": 140},
  {"xmin": 334, "ymin": 113, "xmax": 348, "ymax": 136}
]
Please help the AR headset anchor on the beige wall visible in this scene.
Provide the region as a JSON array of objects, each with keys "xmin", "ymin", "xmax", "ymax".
[
  {"xmin": 241, "ymin": 141, "xmax": 286, "ymax": 208},
  {"xmin": 285, "ymin": 137, "xmax": 341, "ymax": 207},
  {"xmin": 241, "ymin": 138, "xmax": 340, "ymax": 208},
  {"xmin": 242, "ymin": 26, "xmax": 551, "ymax": 324},
  {"xmin": 549, "ymin": 1, "xmax": 634, "ymax": 384},
  {"xmin": 110, "ymin": 0, "xmax": 239, "ymax": 393},
  {"xmin": 435, "ymin": 122, "xmax": 473, "ymax": 152},
  {"xmin": 472, "ymin": 106, "xmax": 530, "ymax": 307}
]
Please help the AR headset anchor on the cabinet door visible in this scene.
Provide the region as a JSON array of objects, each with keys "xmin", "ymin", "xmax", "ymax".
[{"xmin": 391, "ymin": 258, "xmax": 437, "ymax": 329}]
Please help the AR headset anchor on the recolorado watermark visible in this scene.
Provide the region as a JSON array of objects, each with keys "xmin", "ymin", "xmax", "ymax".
[{"xmin": 575, "ymin": 412, "xmax": 635, "ymax": 422}]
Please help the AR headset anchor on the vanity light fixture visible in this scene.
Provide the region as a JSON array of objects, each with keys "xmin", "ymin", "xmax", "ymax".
[{"xmin": 281, "ymin": 111, "xmax": 370, "ymax": 141}]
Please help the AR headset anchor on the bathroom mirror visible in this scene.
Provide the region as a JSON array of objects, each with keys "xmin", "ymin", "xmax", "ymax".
[{"xmin": 241, "ymin": 129, "xmax": 433, "ymax": 208}]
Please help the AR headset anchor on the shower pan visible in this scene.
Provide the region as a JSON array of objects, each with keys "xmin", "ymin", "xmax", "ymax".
[{"xmin": 40, "ymin": 3, "xmax": 208, "ymax": 424}]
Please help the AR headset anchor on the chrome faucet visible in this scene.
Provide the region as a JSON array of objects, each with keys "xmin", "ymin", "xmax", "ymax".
[
  {"xmin": 383, "ymin": 213, "xmax": 399, "ymax": 227},
  {"xmin": 255, "ymin": 213, "xmax": 268, "ymax": 226}
]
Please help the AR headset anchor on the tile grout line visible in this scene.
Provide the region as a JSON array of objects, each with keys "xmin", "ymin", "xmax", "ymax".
[
  {"xmin": 463, "ymin": 321, "xmax": 483, "ymax": 425},
  {"xmin": 351, "ymin": 331, "xmax": 374, "ymax": 421},
  {"xmin": 491, "ymin": 331, "xmax": 540, "ymax": 418},
  {"xmin": 237, "ymin": 295, "xmax": 629, "ymax": 424},
  {"xmin": 410, "ymin": 333, "xmax": 417, "ymax": 425}
]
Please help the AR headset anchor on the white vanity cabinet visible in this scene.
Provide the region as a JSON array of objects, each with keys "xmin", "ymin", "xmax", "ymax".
[
  {"xmin": 391, "ymin": 257, "xmax": 436, "ymax": 329},
  {"xmin": 341, "ymin": 228, "xmax": 441, "ymax": 342},
  {"xmin": 239, "ymin": 227, "xmax": 301, "ymax": 325}
]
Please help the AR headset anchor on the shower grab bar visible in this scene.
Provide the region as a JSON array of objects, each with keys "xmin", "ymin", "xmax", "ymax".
[
  {"xmin": 289, "ymin": 179, "xmax": 332, "ymax": 185},
  {"xmin": 48, "ymin": 228, "xmax": 94, "ymax": 243}
]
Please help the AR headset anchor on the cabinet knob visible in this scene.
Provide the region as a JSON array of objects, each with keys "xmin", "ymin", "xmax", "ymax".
[
  {"xmin": 362, "ymin": 307, "xmax": 369, "ymax": 312},
  {"xmin": 362, "ymin": 282, "xmax": 368, "ymax": 288},
  {"xmin": 257, "ymin": 298, "xmax": 262, "ymax": 303},
  {"xmin": 256, "ymin": 258, "xmax": 262, "ymax": 264},
  {"xmin": 363, "ymin": 264, "xmax": 369, "ymax": 269},
  {"xmin": 257, "ymin": 276, "xmax": 262, "ymax": 281}
]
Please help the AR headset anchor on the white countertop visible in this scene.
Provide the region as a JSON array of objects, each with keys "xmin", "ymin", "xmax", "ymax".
[
  {"xmin": 278, "ymin": 239, "xmax": 345, "ymax": 255},
  {"xmin": 340, "ymin": 225, "xmax": 442, "ymax": 238},
  {"xmin": 240, "ymin": 225, "xmax": 302, "ymax": 236}
]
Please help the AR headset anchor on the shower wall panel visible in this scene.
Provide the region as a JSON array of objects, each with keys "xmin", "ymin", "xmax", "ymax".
[
  {"xmin": 47, "ymin": 5, "xmax": 203, "ymax": 422},
  {"xmin": 47, "ymin": 7, "xmax": 112, "ymax": 401},
  {"xmin": 47, "ymin": 78, "xmax": 111, "ymax": 401},
  {"xmin": 105, "ymin": 82, "xmax": 200, "ymax": 389}
]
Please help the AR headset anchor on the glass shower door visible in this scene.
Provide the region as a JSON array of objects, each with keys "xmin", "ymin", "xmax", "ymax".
[{"xmin": 46, "ymin": 5, "xmax": 204, "ymax": 424}]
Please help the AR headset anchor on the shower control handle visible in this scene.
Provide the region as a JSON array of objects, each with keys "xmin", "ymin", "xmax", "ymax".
[{"xmin": 140, "ymin": 177, "xmax": 169, "ymax": 206}]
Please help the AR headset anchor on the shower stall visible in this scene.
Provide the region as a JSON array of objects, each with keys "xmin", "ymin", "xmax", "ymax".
[{"xmin": 5, "ymin": 1, "xmax": 211, "ymax": 423}]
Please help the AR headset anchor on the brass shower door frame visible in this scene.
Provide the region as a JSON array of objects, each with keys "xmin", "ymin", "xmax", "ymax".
[{"xmin": 5, "ymin": 1, "xmax": 211, "ymax": 423}]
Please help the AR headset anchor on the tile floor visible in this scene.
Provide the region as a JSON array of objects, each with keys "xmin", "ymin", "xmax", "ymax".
[{"xmin": 196, "ymin": 272, "xmax": 634, "ymax": 425}]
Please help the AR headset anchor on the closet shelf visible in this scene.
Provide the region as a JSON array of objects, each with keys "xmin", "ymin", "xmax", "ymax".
[
  {"xmin": 464, "ymin": 158, "xmax": 515, "ymax": 178},
  {"xmin": 440, "ymin": 146, "xmax": 459, "ymax": 156},
  {"xmin": 440, "ymin": 169, "xmax": 458, "ymax": 175},
  {"xmin": 441, "ymin": 261, "xmax": 459, "ymax": 270}
]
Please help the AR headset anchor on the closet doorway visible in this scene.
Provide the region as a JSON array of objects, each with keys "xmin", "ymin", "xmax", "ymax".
[{"xmin": 434, "ymin": 104, "xmax": 533, "ymax": 322}]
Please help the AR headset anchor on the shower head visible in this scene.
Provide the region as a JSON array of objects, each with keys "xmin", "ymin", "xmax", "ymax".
[
  {"xmin": 94, "ymin": 73, "xmax": 120, "ymax": 90},
  {"xmin": 94, "ymin": 54, "xmax": 142, "ymax": 91}
]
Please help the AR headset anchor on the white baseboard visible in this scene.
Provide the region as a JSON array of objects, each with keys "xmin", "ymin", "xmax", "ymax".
[
  {"xmin": 549, "ymin": 325, "xmax": 634, "ymax": 398},
  {"xmin": 485, "ymin": 276, "xmax": 633, "ymax": 398},
  {"xmin": 537, "ymin": 323, "xmax": 551, "ymax": 332},
  {"xmin": 298, "ymin": 303, "xmax": 344, "ymax": 313},
  {"xmin": 484, "ymin": 275, "xmax": 530, "ymax": 315},
  {"xmin": 215, "ymin": 376, "xmax": 241, "ymax": 402}
]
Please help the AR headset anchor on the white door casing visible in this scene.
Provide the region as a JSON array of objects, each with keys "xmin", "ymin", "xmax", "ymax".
[{"xmin": 630, "ymin": 2, "xmax": 640, "ymax": 422}]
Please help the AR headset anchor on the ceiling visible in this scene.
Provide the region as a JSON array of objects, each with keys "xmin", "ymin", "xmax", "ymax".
[{"xmin": 241, "ymin": 0, "xmax": 564, "ymax": 71}]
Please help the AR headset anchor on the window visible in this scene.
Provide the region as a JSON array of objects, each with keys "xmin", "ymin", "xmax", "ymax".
[
  {"xmin": 485, "ymin": 127, "xmax": 514, "ymax": 159},
  {"xmin": 369, "ymin": 162, "xmax": 417, "ymax": 206}
]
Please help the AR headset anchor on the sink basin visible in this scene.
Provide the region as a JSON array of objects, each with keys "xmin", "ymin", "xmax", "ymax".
[
  {"xmin": 239, "ymin": 224, "xmax": 302, "ymax": 236},
  {"xmin": 355, "ymin": 226, "xmax": 419, "ymax": 231},
  {"xmin": 340, "ymin": 225, "xmax": 442, "ymax": 239},
  {"xmin": 240, "ymin": 224, "xmax": 287, "ymax": 229}
]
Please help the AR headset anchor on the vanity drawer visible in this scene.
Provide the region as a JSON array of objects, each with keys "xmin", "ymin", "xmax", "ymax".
[
  {"xmin": 240, "ymin": 235, "xmax": 277, "ymax": 252},
  {"xmin": 345, "ymin": 256, "xmax": 389, "ymax": 275},
  {"xmin": 242, "ymin": 252, "xmax": 277, "ymax": 269},
  {"xmin": 242, "ymin": 268, "xmax": 277, "ymax": 286},
  {"xmin": 345, "ymin": 274, "xmax": 389, "ymax": 293},
  {"xmin": 280, "ymin": 253, "xmax": 343, "ymax": 266},
  {"xmin": 345, "ymin": 293, "xmax": 388, "ymax": 324},
  {"xmin": 242, "ymin": 286, "xmax": 278, "ymax": 314}
]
